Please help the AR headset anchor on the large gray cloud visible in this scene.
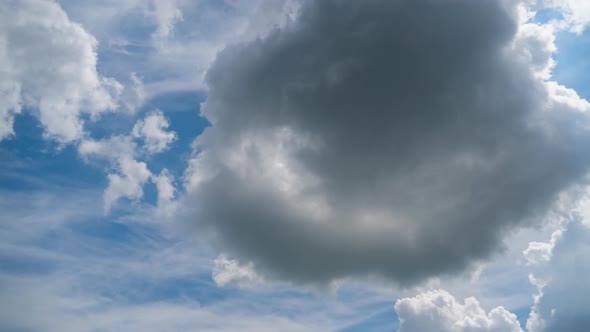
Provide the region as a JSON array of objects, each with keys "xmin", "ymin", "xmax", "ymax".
[{"xmin": 183, "ymin": 0, "xmax": 590, "ymax": 285}]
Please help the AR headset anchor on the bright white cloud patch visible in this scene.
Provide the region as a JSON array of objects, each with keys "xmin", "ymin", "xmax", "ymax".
[
  {"xmin": 104, "ymin": 157, "xmax": 152, "ymax": 213},
  {"xmin": 543, "ymin": 0, "xmax": 590, "ymax": 33},
  {"xmin": 212, "ymin": 255, "xmax": 263, "ymax": 288},
  {"xmin": 513, "ymin": 13, "xmax": 557, "ymax": 80},
  {"xmin": 523, "ymin": 228, "xmax": 563, "ymax": 265},
  {"xmin": 545, "ymin": 81, "xmax": 590, "ymax": 112},
  {"xmin": 132, "ymin": 110, "xmax": 177, "ymax": 154},
  {"xmin": 79, "ymin": 135, "xmax": 150, "ymax": 213},
  {"xmin": 395, "ymin": 290, "xmax": 522, "ymax": 332},
  {"xmin": 80, "ymin": 110, "xmax": 177, "ymax": 212},
  {"xmin": 0, "ymin": 0, "xmax": 121, "ymax": 143}
]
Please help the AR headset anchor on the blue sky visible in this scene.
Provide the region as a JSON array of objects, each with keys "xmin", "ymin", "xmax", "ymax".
[{"xmin": 1, "ymin": 1, "xmax": 590, "ymax": 331}]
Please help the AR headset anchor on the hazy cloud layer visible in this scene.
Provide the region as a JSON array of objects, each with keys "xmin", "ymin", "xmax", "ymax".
[{"xmin": 182, "ymin": 0, "xmax": 590, "ymax": 285}]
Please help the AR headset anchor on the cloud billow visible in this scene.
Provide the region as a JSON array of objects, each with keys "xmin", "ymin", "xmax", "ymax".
[{"xmin": 184, "ymin": 0, "xmax": 590, "ymax": 285}]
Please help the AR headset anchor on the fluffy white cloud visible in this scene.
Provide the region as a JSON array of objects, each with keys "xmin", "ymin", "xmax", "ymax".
[
  {"xmin": 395, "ymin": 290, "xmax": 522, "ymax": 332},
  {"xmin": 132, "ymin": 110, "xmax": 177, "ymax": 154},
  {"xmin": 0, "ymin": 0, "xmax": 122, "ymax": 143},
  {"xmin": 523, "ymin": 228, "xmax": 563, "ymax": 265},
  {"xmin": 212, "ymin": 255, "xmax": 263, "ymax": 288},
  {"xmin": 103, "ymin": 156, "xmax": 152, "ymax": 213},
  {"xmin": 80, "ymin": 109, "xmax": 176, "ymax": 212},
  {"xmin": 543, "ymin": 0, "xmax": 590, "ymax": 34},
  {"xmin": 513, "ymin": 12, "xmax": 557, "ymax": 80},
  {"xmin": 545, "ymin": 81, "xmax": 590, "ymax": 112},
  {"xmin": 514, "ymin": 8, "xmax": 590, "ymax": 111},
  {"xmin": 79, "ymin": 135, "xmax": 150, "ymax": 213}
]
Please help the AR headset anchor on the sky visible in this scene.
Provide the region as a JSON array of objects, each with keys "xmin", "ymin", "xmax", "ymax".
[{"xmin": 1, "ymin": 0, "xmax": 590, "ymax": 331}]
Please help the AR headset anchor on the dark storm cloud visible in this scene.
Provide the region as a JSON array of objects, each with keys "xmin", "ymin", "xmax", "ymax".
[{"xmin": 184, "ymin": 0, "xmax": 590, "ymax": 285}]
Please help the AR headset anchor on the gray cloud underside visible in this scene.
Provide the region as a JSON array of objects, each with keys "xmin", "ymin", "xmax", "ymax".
[{"xmin": 185, "ymin": 0, "xmax": 590, "ymax": 285}]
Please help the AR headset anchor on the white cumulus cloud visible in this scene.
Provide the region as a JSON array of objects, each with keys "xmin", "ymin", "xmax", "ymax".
[
  {"xmin": 79, "ymin": 136, "xmax": 151, "ymax": 213},
  {"xmin": 523, "ymin": 228, "xmax": 564, "ymax": 265},
  {"xmin": 80, "ymin": 110, "xmax": 177, "ymax": 213},
  {"xmin": 395, "ymin": 290, "xmax": 523, "ymax": 332},
  {"xmin": 132, "ymin": 110, "xmax": 177, "ymax": 154},
  {"xmin": 543, "ymin": 0, "xmax": 590, "ymax": 34},
  {"xmin": 0, "ymin": 0, "xmax": 122, "ymax": 143},
  {"xmin": 103, "ymin": 157, "xmax": 152, "ymax": 213},
  {"xmin": 212, "ymin": 255, "xmax": 263, "ymax": 288}
]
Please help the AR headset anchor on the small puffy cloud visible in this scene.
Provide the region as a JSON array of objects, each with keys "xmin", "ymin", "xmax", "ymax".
[
  {"xmin": 132, "ymin": 110, "xmax": 177, "ymax": 154},
  {"xmin": 395, "ymin": 290, "xmax": 522, "ymax": 332},
  {"xmin": 523, "ymin": 228, "xmax": 563, "ymax": 265},
  {"xmin": 523, "ymin": 242, "xmax": 553, "ymax": 266},
  {"xmin": 104, "ymin": 157, "xmax": 152, "ymax": 213},
  {"xmin": 0, "ymin": 0, "xmax": 121, "ymax": 143},
  {"xmin": 212, "ymin": 255, "xmax": 263, "ymax": 288}
]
